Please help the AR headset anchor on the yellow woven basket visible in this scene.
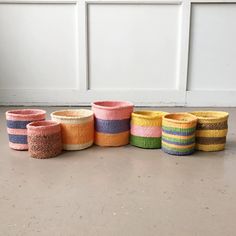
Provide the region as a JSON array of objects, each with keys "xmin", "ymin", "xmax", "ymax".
[
  {"xmin": 190, "ymin": 111, "xmax": 229, "ymax": 152},
  {"xmin": 130, "ymin": 111, "xmax": 168, "ymax": 149}
]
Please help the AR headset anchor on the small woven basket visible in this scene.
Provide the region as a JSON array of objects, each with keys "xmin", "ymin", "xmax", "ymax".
[
  {"xmin": 162, "ymin": 113, "xmax": 198, "ymax": 156},
  {"xmin": 27, "ymin": 120, "xmax": 62, "ymax": 159},
  {"xmin": 6, "ymin": 109, "xmax": 46, "ymax": 150},
  {"xmin": 190, "ymin": 111, "xmax": 229, "ymax": 152},
  {"xmin": 130, "ymin": 111, "xmax": 167, "ymax": 149},
  {"xmin": 51, "ymin": 109, "xmax": 94, "ymax": 150},
  {"xmin": 92, "ymin": 101, "xmax": 134, "ymax": 147}
]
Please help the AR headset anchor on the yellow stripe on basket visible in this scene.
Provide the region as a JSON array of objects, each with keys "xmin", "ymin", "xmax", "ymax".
[
  {"xmin": 95, "ymin": 131, "xmax": 129, "ymax": 146},
  {"xmin": 162, "ymin": 140, "xmax": 195, "ymax": 149},
  {"xmin": 162, "ymin": 132, "xmax": 195, "ymax": 140},
  {"xmin": 61, "ymin": 121, "xmax": 94, "ymax": 145},
  {"xmin": 196, "ymin": 129, "xmax": 228, "ymax": 138},
  {"xmin": 131, "ymin": 111, "xmax": 167, "ymax": 127},
  {"xmin": 163, "ymin": 120, "xmax": 196, "ymax": 129},
  {"xmin": 196, "ymin": 143, "xmax": 225, "ymax": 152}
]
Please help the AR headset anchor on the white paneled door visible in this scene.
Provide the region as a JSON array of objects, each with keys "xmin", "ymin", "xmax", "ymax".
[{"xmin": 0, "ymin": 0, "xmax": 236, "ymax": 106}]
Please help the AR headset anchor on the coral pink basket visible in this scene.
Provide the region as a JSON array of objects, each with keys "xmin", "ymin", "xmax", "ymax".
[
  {"xmin": 92, "ymin": 101, "xmax": 134, "ymax": 146},
  {"xmin": 6, "ymin": 109, "xmax": 46, "ymax": 150}
]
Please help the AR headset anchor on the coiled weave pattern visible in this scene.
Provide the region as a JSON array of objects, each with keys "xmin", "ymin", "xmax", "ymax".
[
  {"xmin": 6, "ymin": 109, "xmax": 46, "ymax": 150},
  {"xmin": 162, "ymin": 113, "xmax": 198, "ymax": 156},
  {"xmin": 130, "ymin": 111, "xmax": 167, "ymax": 149},
  {"xmin": 190, "ymin": 111, "xmax": 229, "ymax": 152},
  {"xmin": 92, "ymin": 101, "xmax": 134, "ymax": 146},
  {"xmin": 51, "ymin": 109, "xmax": 94, "ymax": 150}
]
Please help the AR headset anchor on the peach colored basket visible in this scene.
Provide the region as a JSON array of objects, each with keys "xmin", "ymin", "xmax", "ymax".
[{"xmin": 51, "ymin": 109, "xmax": 94, "ymax": 150}]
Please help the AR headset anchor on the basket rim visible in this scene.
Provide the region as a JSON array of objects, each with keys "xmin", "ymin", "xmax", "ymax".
[
  {"xmin": 190, "ymin": 111, "xmax": 229, "ymax": 120},
  {"xmin": 27, "ymin": 120, "xmax": 59, "ymax": 129},
  {"xmin": 92, "ymin": 100, "xmax": 133, "ymax": 110},
  {"xmin": 163, "ymin": 112, "xmax": 197, "ymax": 124},
  {"xmin": 51, "ymin": 109, "xmax": 93, "ymax": 120},
  {"xmin": 132, "ymin": 110, "xmax": 168, "ymax": 119},
  {"xmin": 6, "ymin": 109, "xmax": 46, "ymax": 117}
]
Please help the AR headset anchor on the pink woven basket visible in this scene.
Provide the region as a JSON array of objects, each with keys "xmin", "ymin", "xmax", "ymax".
[
  {"xmin": 92, "ymin": 101, "xmax": 134, "ymax": 146},
  {"xmin": 6, "ymin": 109, "xmax": 46, "ymax": 150},
  {"xmin": 27, "ymin": 120, "xmax": 62, "ymax": 159}
]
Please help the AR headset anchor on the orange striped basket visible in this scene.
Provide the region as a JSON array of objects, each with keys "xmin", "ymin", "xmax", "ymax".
[{"xmin": 51, "ymin": 109, "xmax": 94, "ymax": 150}]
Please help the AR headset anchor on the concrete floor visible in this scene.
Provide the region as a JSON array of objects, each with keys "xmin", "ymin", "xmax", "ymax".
[{"xmin": 0, "ymin": 106, "xmax": 236, "ymax": 236}]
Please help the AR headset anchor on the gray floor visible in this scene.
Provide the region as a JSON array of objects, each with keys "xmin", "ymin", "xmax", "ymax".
[{"xmin": 1, "ymin": 106, "xmax": 236, "ymax": 236}]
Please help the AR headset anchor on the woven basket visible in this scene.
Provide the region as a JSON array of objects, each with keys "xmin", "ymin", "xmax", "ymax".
[
  {"xmin": 27, "ymin": 121, "xmax": 62, "ymax": 159},
  {"xmin": 6, "ymin": 109, "xmax": 46, "ymax": 150},
  {"xmin": 162, "ymin": 113, "xmax": 198, "ymax": 156},
  {"xmin": 92, "ymin": 101, "xmax": 134, "ymax": 146},
  {"xmin": 51, "ymin": 109, "xmax": 94, "ymax": 150},
  {"xmin": 130, "ymin": 111, "xmax": 167, "ymax": 149},
  {"xmin": 190, "ymin": 111, "xmax": 229, "ymax": 152}
]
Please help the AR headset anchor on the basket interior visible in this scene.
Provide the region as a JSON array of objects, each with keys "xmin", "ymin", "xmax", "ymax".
[
  {"xmin": 164, "ymin": 113, "xmax": 196, "ymax": 123},
  {"xmin": 134, "ymin": 111, "xmax": 167, "ymax": 119},
  {"xmin": 52, "ymin": 110, "xmax": 93, "ymax": 119},
  {"xmin": 7, "ymin": 109, "xmax": 45, "ymax": 116},
  {"xmin": 191, "ymin": 111, "xmax": 228, "ymax": 119},
  {"xmin": 93, "ymin": 101, "xmax": 133, "ymax": 109},
  {"xmin": 28, "ymin": 121, "xmax": 57, "ymax": 127}
]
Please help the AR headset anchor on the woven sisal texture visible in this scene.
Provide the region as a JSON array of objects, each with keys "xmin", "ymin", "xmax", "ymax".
[
  {"xmin": 51, "ymin": 109, "xmax": 94, "ymax": 151},
  {"xmin": 92, "ymin": 101, "xmax": 133, "ymax": 147},
  {"xmin": 162, "ymin": 113, "xmax": 197, "ymax": 156},
  {"xmin": 27, "ymin": 120, "xmax": 62, "ymax": 159},
  {"xmin": 6, "ymin": 109, "xmax": 46, "ymax": 150},
  {"xmin": 190, "ymin": 111, "xmax": 229, "ymax": 152},
  {"xmin": 130, "ymin": 111, "xmax": 167, "ymax": 149}
]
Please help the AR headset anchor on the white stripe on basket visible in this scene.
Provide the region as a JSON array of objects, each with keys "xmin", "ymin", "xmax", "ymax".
[{"xmin": 63, "ymin": 141, "xmax": 93, "ymax": 150}]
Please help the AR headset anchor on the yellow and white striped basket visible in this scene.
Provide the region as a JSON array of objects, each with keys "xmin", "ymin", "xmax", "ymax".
[{"xmin": 190, "ymin": 111, "xmax": 229, "ymax": 152}]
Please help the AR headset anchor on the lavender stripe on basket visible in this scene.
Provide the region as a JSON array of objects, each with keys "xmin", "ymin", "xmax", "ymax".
[{"xmin": 95, "ymin": 118, "xmax": 130, "ymax": 134}]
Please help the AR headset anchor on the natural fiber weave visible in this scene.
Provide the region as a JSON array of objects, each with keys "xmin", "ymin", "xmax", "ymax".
[
  {"xmin": 51, "ymin": 109, "xmax": 94, "ymax": 150},
  {"xmin": 6, "ymin": 109, "xmax": 46, "ymax": 150},
  {"xmin": 27, "ymin": 120, "xmax": 62, "ymax": 159},
  {"xmin": 190, "ymin": 111, "xmax": 229, "ymax": 152},
  {"xmin": 92, "ymin": 101, "xmax": 133, "ymax": 147},
  {"xmin": 130, "ymin": 111, "xmax": 167, "ymax": 149},
  {"xmin": 162, "ymin": 113, "xmax": 197, "ymax": 156}
]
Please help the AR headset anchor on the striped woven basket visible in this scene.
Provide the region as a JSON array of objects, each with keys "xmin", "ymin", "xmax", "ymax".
[
  {"xmin": 27, "ymin": 120, "xmax": 62, "ymax": 159},
  {"xmin": 92, "ymin": 101, "xmax": 134, "ymax": 147},
  {"xmin": 190, "ymin": 111, "xmax": 229, "ymax": 152},
  {"xmin": 6, "ymin": 109, "xmax": 46, "ymax": 150},
  {"xmin": 51, "ymin": 109, "xmax": 94, "ymax": 150},
  {"xmin": 130, "ymin": 111, "xmax": 167, "ymax": 149},
  {"xmin": 162, "ymin": 113, "xmax": 198, "ymax": 156}
]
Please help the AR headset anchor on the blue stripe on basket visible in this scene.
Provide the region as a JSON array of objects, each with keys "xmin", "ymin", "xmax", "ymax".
[
  {"xmin": 6, "ymin": 119, "xmax": 44, "ymax": 129},
  {"xmin": 162, "ymin": 147, "xmax": 194, "ymax": 156},
  {"xmin": 8, "ymin": 134, "xmax": 27, "ymax": 144},
  {"xmin": 162, "ymin": 137, "xmax": 195, "ymax": 146},
  {"xmin": 162, "ymin": 129, "xmax": 195, "ymax": 136},
  {"xmin": 95, "ymin": 118, "xmax": 130, "ymax": 134}
]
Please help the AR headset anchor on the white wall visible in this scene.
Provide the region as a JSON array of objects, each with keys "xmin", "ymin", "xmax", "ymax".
[{"xmin": 0, "ymin": 0, "xmax": 236, "ymax": 106}]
